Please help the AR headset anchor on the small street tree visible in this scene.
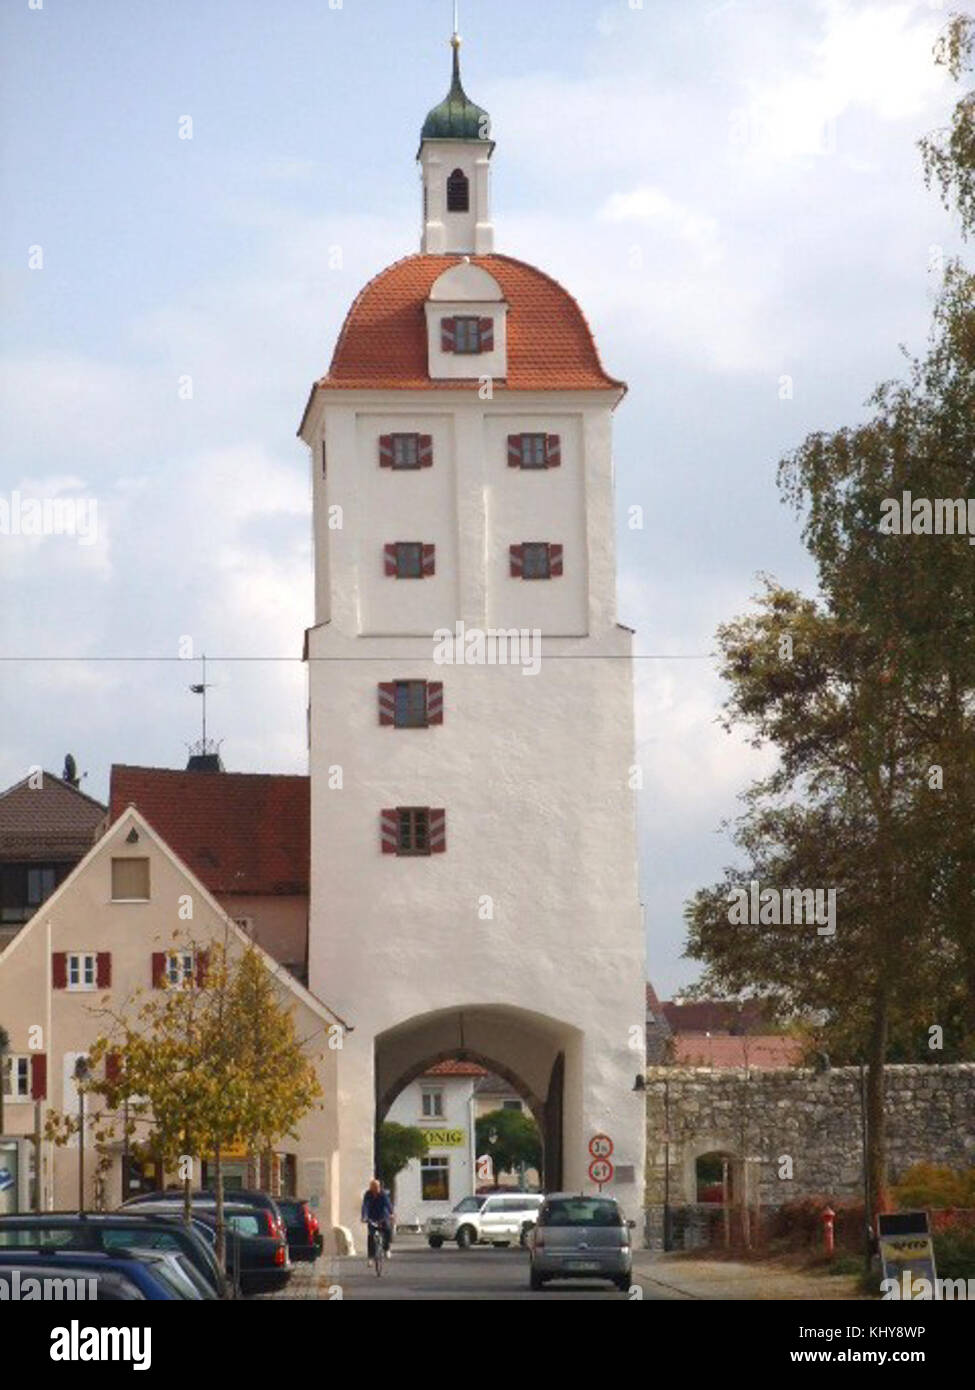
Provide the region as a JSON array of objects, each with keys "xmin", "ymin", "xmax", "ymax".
[
  {"xmin": 377, "ymin": 1122, "xmax": 428, "ymax": 1197},
  {"xmin": 475, "ymin": 1108, "xmax": 541, "ymax": 1183}
]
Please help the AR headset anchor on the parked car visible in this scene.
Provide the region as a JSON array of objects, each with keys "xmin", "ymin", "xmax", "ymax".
[
  {"xmin": 128, "ymin": 1201, "xmax": 290, "ymax": 1295},
  {"xmin": 527, "ymin": 1194, "xmax": 634, "ymax": 1291},
  {"xmin": 426, "ymin": 1192, "xmax": 542, "ymax": 1249},
  {"xmin": 275, "ymin": 1197, "xmax": 322, "ymax": 1263},
  {"xmin": 122, "ymin": 1187, "xmax": 286, "ymax": 1241},
  {"xmin": 0, "ymin": 1247, "xmax": 217, "ymax": 1300},
  {"xmin": 0, "ymin": 1212, "xmax": 226, "ymax": 1298}
]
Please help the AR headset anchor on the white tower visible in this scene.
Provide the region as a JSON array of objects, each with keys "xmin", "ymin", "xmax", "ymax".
[{"xmin": 300, "ymin": 32, "xmax": 646, "ymax": 1241}]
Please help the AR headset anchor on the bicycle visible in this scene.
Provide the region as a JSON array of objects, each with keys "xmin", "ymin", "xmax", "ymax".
[{"xmin": 366, "ymin": 1220, "xmax": 387, "ymax": 1277}]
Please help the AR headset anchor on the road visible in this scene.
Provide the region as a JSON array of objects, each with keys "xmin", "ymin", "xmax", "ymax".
[{"xmin": 261, "ymin": 1235, "xmax": 678, "ymax": 1301}]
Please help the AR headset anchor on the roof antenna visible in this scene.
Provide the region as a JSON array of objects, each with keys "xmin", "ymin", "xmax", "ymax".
[
  {"xmin": 189, "ymin": 654, "xmax": 214, "ymax": 749},
  {"xmin": 188, "ymin": 655, "xmax": 223, "ymax": 770}
]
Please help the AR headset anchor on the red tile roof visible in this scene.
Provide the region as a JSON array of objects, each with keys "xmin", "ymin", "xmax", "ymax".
[
  {"xmin": 109, "ymin": 765, "xmax": 309, "ymax": 896},
  {"xmin": 425, "ymin": 1060, "xmax": 489, "ymax": 1077},
  {"xmin": 662, "ymin": 1000, "xmax": 773, "ymax": 1034},
  {"xmin": 0, "ymin": 772, "xmax": 106, "ymax": 861},
  {"xmin": 308, "ymin": 253, "xmax": 625, "ymax": 399},
  {"xmin": 672, "ymin": 1035, "xmax": 802, "ymax": 1069}
]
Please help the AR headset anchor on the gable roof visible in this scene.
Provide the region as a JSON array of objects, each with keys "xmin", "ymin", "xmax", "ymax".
[
  {"xmin": 662, "ymin": 999, "xmax": 774, "ymax": 1035},
  {"xmin": 425, "ymin": 1060, "xmax": 489, "ymax": 1078},
  {"xmin": 302, "ymin": 253, "xmax": 624, "ymax": 414},
  {"xmin": 0, "ymin": 771, "xmax": 106, "ymax": 861},
  {"xmin": 0, "ymin": 804, "xmax": 347, "ymax": 1030},
  {"xmin": 109, "ymin": 765, "xmax": 309, "ymax": 896}
]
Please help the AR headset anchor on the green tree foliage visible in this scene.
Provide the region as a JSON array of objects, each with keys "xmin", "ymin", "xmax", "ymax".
[
  {"xmin": 685, "ymin": 267, "xmax": 975, "ymax": 1213},
  {"xmin": 920, "ymin": 14, "xmax": 975, "ymax": 236},
  {"xmin": 377, "ymin": 1121, "xmax": 428, "ymax": 1192},
  {"xmin": 475, "ymin": 1108, "xmax": 542, "ymax": 1178}
]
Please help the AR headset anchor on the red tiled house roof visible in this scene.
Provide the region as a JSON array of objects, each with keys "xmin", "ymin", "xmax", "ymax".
[
  {"xmin": 662, "ymin": 1000, "xmax": 773, "ymax": 1034},
  {"xmin": 672, "ymin": 1035, "xmax": 803, "ymax": 1070},
  {"xmin": 0, "ymin": 772, "xmax": 106, "ymax": 861},
  {"xmin": 425, "ymin": 1060, "xmax": 489, "ymax": 1077},
  {"xmin": 302, "ymin": 253, "xmax": 625, "ymax": 407},
  {"xmin": 109, "ymin": 765, "xmax": 309, "ymax": 896}
]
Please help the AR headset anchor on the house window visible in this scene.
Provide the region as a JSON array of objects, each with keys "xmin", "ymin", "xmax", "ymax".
[
  {"xmin": 520, "ymin": 434, "xmax": 547, "ymax": 469},
  {"xmin": 1, "ymin": 1055, "xmax": 30, "ymax": 1101},
  {"xmin": 398, "ymin": 808, "xmax": 430, "ymax": 855},
  {"xmin": 27, "ymin": 866, "xmax": 56, "ymax": 906},
  {"xmin": 447, "ymin": 168, "xmax": 470, "ymax": 212},
  {"xmin": 523, "ymin": 543, "xmax": 551, "ymax": 580},
  {"xmin": 502, "ymin": 1099, "xmax": 522, "ymax": 1112},
  {"xmin": 166, "ymin": 952, "xmax": 195, "ymax": 988},
  {"xmin": 111, "ymin": 857, "xmax": 150, "ymax": 901},
  {"xmin": 395, "ymin": 681, "xmax": 428, "ymax": 728},
  {"xmin": 392, "ymin": 434, "xmax": 419, "ymax": 469},
  {"xmin": 395, "ymin": 543, "xmax": 423, "ymax": 578},
  {"xmin": 67, "ymin": 952, "xmax": 97, "ymax": 991},
  {"xmin": 421, "ymin": 1155, "xmax": 450, "ymax": 1202},
  {"xmin": 454, "ymin": 317, "xmax": 481, "ymax": 354},
  {"xmin": 421, "ymin": 1089, "xmax": 444, "ymax": 1118}
]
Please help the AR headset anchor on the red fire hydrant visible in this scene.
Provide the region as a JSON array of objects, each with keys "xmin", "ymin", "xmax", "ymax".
[{"xmin": 821, "ymin": 1205, "xmax": 835, "ymax": 1257}]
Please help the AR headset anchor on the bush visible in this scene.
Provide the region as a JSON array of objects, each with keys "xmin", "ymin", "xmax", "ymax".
[
  {"xmin": 932, "ymin": 1227, "xmax": 975, "ymax": 1282},
  {"xmin": 892, "ymin": 1164, "xmax": 975, "ymax": 1210}
]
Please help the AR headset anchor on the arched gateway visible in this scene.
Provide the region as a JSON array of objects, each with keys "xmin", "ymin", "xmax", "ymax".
[{"xmin": 300, "ymin": 32, "xmax": 646, "ymax": 1240}]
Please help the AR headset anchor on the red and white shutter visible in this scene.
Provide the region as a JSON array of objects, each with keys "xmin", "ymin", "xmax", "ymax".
[
  {"xmin": 507, "ymin": 435, "xmax": 523, "ymax": 468},
  {"xmin": 51, "ymin": 951, "xmax": 67, "ymax": 989},
  {"xmin": 549, "ymin": 543, "xmax": 564, "ymax": 576},
  {"xmin": 418, "ymin": 435, "xmax": 434, "ymax": 468},
  {"xmin": 509, "ymin": 544, "xmax": 524, "ymax": 578},
  {"xmin": 30, "ymin": 1054, "xmax": 47, "ymax": 1101},
  {"xmin": 426, "ymin": 681, "xmax": 444, "ymax": 725},
  {"xmin": 96, "ymin": 952, "xmax": 112, "ymax": 989},
  {"xmin": 422, "ymin": 544, "xmax": 436, "ymax": 576},
  {"xmin": 441, "ymin": 317, "xmax": 456, "ymax": 352},
  {"xmin": 151, "ymin": 952, "xmax": 167, "ymax": 988},
  {"xmin": 378, "ymin": 683, "xmax": 396, "ymax": 726},
  {"xmin": 378, "ymin": 435, "xmax": 394, "ymax": 468},
  {"xmin": 545, "ymin": 435, "xmax": 562, "ymax": 467},
  {"xmin": 195, "ymin": 950, "xmax": 209, "ymax": 988},
  {"xmin": 383, "ymin": 543, "xmax": 398, "ymax": 576},
  {"xmin": 429, "ymin": 809, "xmax": 447, "ymax": 853},
  {"xmin": 381, "ymin": 809, "xmax": 399, "ymax": 855},
  {"xmin": 479, "ymin": 317, "xmax": 494, "ymax": 351}
]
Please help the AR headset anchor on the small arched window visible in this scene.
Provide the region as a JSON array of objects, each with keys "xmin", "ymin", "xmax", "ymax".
[{"xmin": 447, "ymin": 168, "xmax": 470, "ymax": 213}]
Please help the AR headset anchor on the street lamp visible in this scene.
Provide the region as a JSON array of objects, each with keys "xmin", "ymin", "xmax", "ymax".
[{"xmin": 74, "ymin": 1056, "xmax": 90, "ymax": 1213}]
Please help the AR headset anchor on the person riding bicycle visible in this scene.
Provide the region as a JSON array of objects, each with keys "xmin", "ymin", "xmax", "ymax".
[{"xmin": 361, "ymin": 1178, "xmax": 393, "ymax": 1259}]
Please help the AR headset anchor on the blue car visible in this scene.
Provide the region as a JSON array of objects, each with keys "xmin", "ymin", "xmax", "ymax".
[{"xmin": 0, "ymin": 1249, "xmax": 215, "ymax": 1300}]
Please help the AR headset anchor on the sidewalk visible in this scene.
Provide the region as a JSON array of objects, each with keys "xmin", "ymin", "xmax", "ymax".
[{"xmin": 632, "ymin": 1250, "xmax": 869, "ymax": 1301}]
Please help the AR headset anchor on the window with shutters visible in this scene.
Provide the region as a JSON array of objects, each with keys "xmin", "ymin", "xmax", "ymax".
[
  {"xmin": 111, "ymin": 857, "xmax": 150, "ymax": 901},
  {"xmin": 454, "ymin": 316, "xmax": 482, "ymax": 354},
  {"xmin": 507, "ymin": 433, "xmax": 561, "ymax": 470},
  {"xmin": 395, "ymin": 680, "xmax": 428, "ymax": 728},
  {"xmin": 394, "ymin": 542, "xmax": 423, "ymax": 578},
  {"xmin": 1, "ymin": 1054, "xmax": 30, "ymax": 1101},
  {"xmin": 67, "ymin": 952, "xmax": 97, "ymax": 991},
  {"xmin": 398, "ymin": 807, "xmax": 430, "ymax": 855},
  {"xmin": 446, "ymin": 168, "xmax": 470, "ymax": 212},
  {"xmin": 166, "ymin": 951, "xmax": 195, "ymax": 988},
  {"xmin": 523, "ymin": 542, "xmax": 552, "ymax": 579}
]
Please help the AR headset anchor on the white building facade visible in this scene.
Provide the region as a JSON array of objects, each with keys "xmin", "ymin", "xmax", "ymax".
[
  {"xmin": 384, "ymin": 1065, "xmax": 478, "ymax": 1228},
  {"xmin": 301, "ymin": 34, "xmax": 646, "ymax": 1241}
]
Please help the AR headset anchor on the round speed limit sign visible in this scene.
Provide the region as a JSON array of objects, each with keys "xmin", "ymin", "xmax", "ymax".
[{"xmin": 589, "ymin": 1157, "xmax": 614, "ymax": 1186}]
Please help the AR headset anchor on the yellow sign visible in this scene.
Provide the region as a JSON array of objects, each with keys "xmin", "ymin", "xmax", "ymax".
[{"xmin": 422, "ymin": 1128, "xmax": 466, "ymax": 1149}]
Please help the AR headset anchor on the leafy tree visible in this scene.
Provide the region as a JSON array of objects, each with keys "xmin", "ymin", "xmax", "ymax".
[
  {"xmin": 377, "ymin": 1121, "xmax": 427, "ymax": 1194},
  {"xmin": 920, "ymin": 14, "xmax": 975, "ymax": 236},
  {"xmin": 685, "ymin": 266, "xmax": 975, "ymax": 1217},
  {"xmin": 475, "ymin": 1108, "xmax": 541, "ymax": 1180}
]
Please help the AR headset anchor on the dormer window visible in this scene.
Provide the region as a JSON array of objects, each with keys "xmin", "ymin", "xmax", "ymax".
[
  {"xmin": 455, "ymin": 316, "xmax": 481, "ymax": 353},
  {"xmin": 441, "ymin": 315, "xmax": 494, "ymax": 354},
  {"xmin": 447, "ymin": 168, "xmax": 470, "ymax": 213}
]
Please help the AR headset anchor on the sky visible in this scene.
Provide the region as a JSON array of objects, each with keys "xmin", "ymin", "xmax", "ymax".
[{"xmin": 0, "ymin": 0, "xmax": 965, "ymax": 995}]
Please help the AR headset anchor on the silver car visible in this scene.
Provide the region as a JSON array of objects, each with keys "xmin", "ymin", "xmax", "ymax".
[{"xmin": 528, "ymin": 1194, "xmax": 633, "ymax": 1291}]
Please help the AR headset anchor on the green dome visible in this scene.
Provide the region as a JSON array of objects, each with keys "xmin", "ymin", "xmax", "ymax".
[{"xmin": 420, "ymin": 41, "xmax": 492, "ymax": 145}]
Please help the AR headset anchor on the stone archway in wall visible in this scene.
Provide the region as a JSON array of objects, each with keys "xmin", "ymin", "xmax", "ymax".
[{"xmin": 374, "ymin": 1004, "xmax": 579, "ymax": 1192}]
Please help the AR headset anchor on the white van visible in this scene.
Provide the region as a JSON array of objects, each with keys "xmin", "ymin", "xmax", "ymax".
[{"xmin": 426, "ymin": 1192, "xmax": 543, "ymax": 1248}]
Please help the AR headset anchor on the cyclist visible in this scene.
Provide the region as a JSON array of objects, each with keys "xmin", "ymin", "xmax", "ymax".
[{"xmin": 361, "ymin": 1178, "xmax": 394, "ymax": 1260}]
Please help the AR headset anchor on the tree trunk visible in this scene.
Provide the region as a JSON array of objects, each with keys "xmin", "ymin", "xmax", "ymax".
[
  {"xmin": 215, "ymin": 1144, "xmax": 225, "ymax": 1271},
  {"xmin": 865, "ymin": 983, "xmax": 890, "ymax": 1221}
]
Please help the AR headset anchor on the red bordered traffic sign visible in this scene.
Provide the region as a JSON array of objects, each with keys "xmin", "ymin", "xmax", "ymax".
[
  {"xmin": 589, "ymin": 1157, "xmax": 614, "ymax": 1186},
  {"xmin": 589, "ymin": 1133, "xmax": 613, "ymax": 1158}
]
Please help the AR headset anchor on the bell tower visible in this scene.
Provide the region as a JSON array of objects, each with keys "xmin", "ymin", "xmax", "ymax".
[{"xmin": 418, "ymin": 27, "xmax": 495, "ymax": 255}]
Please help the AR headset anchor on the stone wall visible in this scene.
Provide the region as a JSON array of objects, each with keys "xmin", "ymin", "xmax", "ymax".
[{"xmin": 644, "ymin": 1063, "xmax": 975, "ymax": 1209}]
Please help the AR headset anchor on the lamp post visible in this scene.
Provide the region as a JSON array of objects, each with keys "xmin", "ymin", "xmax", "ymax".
[{"xmin": 74, "ymin": 1055, "xmax": 90, "ymax": 1213}]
